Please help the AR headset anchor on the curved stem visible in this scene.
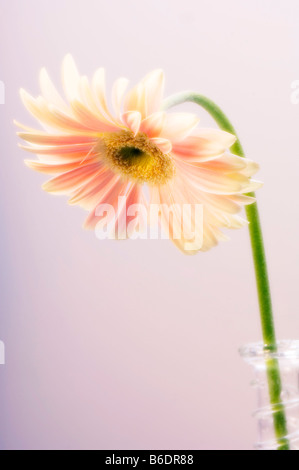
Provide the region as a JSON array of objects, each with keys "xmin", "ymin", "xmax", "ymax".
[{"xmin": 163, "ymin": 92, "xmax": 289, "ymax": 450}]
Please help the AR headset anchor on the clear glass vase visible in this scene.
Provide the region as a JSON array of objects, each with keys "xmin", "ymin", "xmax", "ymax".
[{"xmin": 240, "ymin": 340, "xmax": 299, "ymax": 450}]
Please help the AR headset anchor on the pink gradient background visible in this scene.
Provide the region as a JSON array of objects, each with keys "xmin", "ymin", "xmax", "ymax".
[{"xmin": 1, "ymin": 0, "xmax": 299, "ymax": 450}]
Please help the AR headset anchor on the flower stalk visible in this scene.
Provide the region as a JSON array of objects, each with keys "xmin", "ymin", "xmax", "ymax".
[{"xmin": 163, "ymin": 92, "xmax": 290, "ymax": 450}]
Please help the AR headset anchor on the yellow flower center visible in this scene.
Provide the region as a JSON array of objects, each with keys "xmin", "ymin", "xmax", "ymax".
[{"xmin": 98, "ymin": 130, "xmax": 175, "ymax": 185}]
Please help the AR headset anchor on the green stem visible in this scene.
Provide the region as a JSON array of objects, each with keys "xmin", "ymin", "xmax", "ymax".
[{"xmin": 163, "ymin": 92, "xmax": 289, "ymax": 450}]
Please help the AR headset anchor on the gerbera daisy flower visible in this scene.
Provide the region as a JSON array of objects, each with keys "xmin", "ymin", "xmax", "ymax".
[{"xmin": 16, "ymin": 55, "xmax": 261, "ymax": 254}]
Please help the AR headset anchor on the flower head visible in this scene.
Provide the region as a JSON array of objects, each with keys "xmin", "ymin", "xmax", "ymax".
[{"xmin": 17, "ymin": 55, "xmax": 261, "ymax": 253}]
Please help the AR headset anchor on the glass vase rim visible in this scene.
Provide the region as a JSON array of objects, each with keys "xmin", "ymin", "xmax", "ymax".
[{"xmin": 239, "ymin": 339, "xmax": 299, "ymax": 361}]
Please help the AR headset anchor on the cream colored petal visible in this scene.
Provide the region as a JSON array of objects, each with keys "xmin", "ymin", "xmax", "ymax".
[
  {"xmin": 141, "ymin": 69, "xmax": 165, "ymax": 117},
  {"xmin": 14, "ymin": 120, "xmax": 38, "ymax": 132},
  {"xmin": 124, "ymin": 82, "xmax": 147, "ymax": 117},
  {"xmin": 92, "ymin": 68, "xmax": 117, "ymax": 123},
  {"xmin": 239, "ymin": 160, "xmax": 260, "ymax": 177},
  {"xmin": 62, "ymin": 54, "xmax": 80, "ymax": 102},
  {"xmin": 160, "ymin": 113, "xmax": 200, "ymax": 142},
  {"xmin": 230, "ymin": 194, "xmax": 256, "ymax": 205},
  {"xmin": 239, "ymin": 179, "xmax": 263, "ymax": 193},
  {"xmin": 18, "ymin": 132, "xmax": 97, "ymax": 146},
  {"xmin": 112, "ymin": 77, "xmax": 130, "ymax": 118},
  {"xmin": 197, "ymin": 192, "xmax": 242, "ymax": 215},
  {"xmin": 192, "ymin": 128, "xmax": 236, "ymax": 149},
  {"xmin": 20, "ymin": 90, "xmax": 59, "ymax": 130},
  {"xmin": 40, "ymin": 68, "xmax": 69, "ymax": 112},
  {"xmin": 226, "ymin": 215, "xmax": 249, "ymax": 229},
  {"xmin": 78, "ymin": 76, "xmax": 98, "ymax": 113}
]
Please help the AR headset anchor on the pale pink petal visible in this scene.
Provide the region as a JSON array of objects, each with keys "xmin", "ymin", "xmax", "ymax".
[
  {"xmin": 29, "ymin": 148, "xmax": 98, "ymax": 164},
  {"xmin": 42, "ymin": 162, "xmax": 102, "ymax": 194},
  {"xmin": 124, "ymin": 70, "xmax": 164, "ymax": 119},
  {"xmin": 79, "ymin": 76, "xmax": 122, "ymax": 128},
  {"xmin": 152, "ymin": 171, "xmax": 246, "ymax": 252},
  {"xmin": 194, "ymin": 153, "xmax": 248, "ymax": 173},
  {"xmin": 172, "ymin": 129, "xmax": 236, "ymax": 162},
  {"xmin": 114, "ymin": 183, "xmax": 145, "ymax": 239},
  {"xmin": 68, "ymin": 168, "xmax": 118, "ymax": 210},
  {"xmin": 176, "ymin": 159, "xmax": 261, "ymax": 195},
  {"xmin": 150, "ymin": 137, "xmax": 172, "ymax": 154},
  {"xmin": 198, "ymin": 154, "xmax": 259, "ymax": 178},
  {"xmin": 19, "ymin": 142, "xmax": 96, "ymax": 156},
  {"xmin": 83, "ymin": 179, "xmax": 131, "ymax": 230},
  {"xmin": 127, "ymin": 189, "xmax": 148, "ymax": 237},
  {"xmin": 25, "ymin": 160, "xmax": 87, "ymax": 175},
  {"xmin": 49, "ymin": 104, "xmax": 100, "ymax": 133},
  {"xmin": 192, "ymin": 153, "xmax": 259, "ymax": 178},
  {"xmin": 20, "ymin": 91, "xmax": 63, "ymax": 131},
  {"xmin": 71, "ymin": 100, "xmax": 119, "ymax": 132},
  {"xmin": 149, "ymin": 182, "xmax": 203, "ymax": 254},
  {"xmin": 122, "ymin": 111, "xmax": 142, "ymax": 136},
  {"xmin": 139, "ymin": 112, "xmax": 165, "ymax": 138},
  {"xmin": 20, "ymin": 90, "xmax": 95, "ymax": 134},
  {"xmin": 168, "ymin": 167, "xmax": 259, "ymax": 250}
]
